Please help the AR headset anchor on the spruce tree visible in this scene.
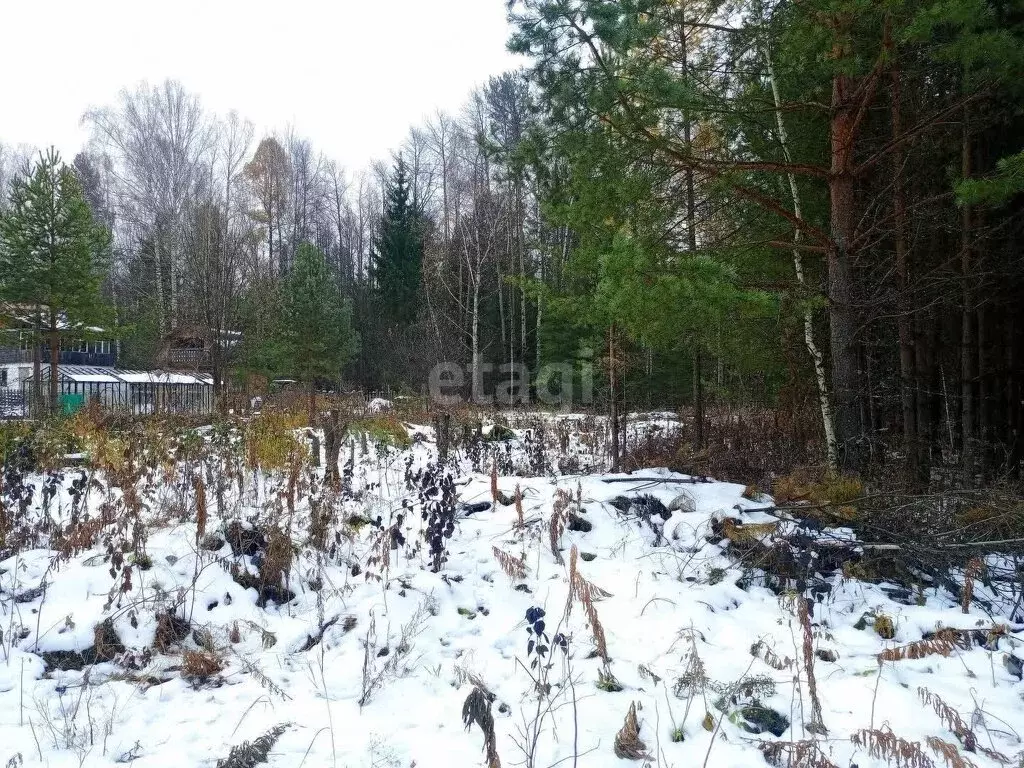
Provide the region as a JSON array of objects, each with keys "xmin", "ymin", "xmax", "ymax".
[
  {"xmin": 279, "ymin": 243, "xmax": 359, "ymax": 422},
  {"xmin": 0, "ymin": 149, "xmax": 110, "ymax": 411},
  {"xmin": 371, "ymin": 156, "xmax": 423, "ymax": 327}
]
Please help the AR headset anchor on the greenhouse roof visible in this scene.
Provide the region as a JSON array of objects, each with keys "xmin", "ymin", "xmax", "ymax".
[{"xmin": 29, "ymin": 366, "xmax": 213, "ymax": 385}]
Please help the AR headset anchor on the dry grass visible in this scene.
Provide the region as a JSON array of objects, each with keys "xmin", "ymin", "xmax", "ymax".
[
  {"xmin": 564, "ymin": 545, "xmax": 612, "ymax": 664},
  {"xmin": 918, "ymin": 687, "xmax": 1010, "ymax": 763},
  {"xmin": 154, "ymin": 611, "xmax": 190, "ymax": 652},
  {"xmin": 751, "ymin": 639, "xmax": 793, "ymax": 671},
  {"xmin": 613, "ymin": 701, "xmax": 648, "ymax": 760},
  {"xmin": 492, "ymin": 546, "xmax": 528, "ymax": 581},
  {"xmin": 926, "ymin": 737, "xmax": 982, "ymax": 768},
  {"xmin": 93, "ymin": 619, "xmax": 125, "ymax": 662},
  {"xmin": 56, "ymin": 516, "xmax": 107, "ymax": 558},
  {"xmin": 182, "ymin": 650, "xmax": 223, "ymax": 679},
  {"xmin": 216, "ymin": 723, "xmax": 289, "ymax": 768},
  {"xmin": 761, "ymin": 740, "xmax": 840, "ymax": 768},
  {"xmin": 851, "ymin": 728, "xmax": 934, "ymax": 768},
  {"xmin": 622, "ymin": 406, "xmax": 824, "ymax": 485},
  {"xmin": 878, "ymin": 635, "xmax": 957, "ymax": 663},
  {"xmin": 549, "ymin": 489, "xmax": 571, "ymax": 565},
  {"xmin": 962, "ymin": 558, "xmax": 983, "ymax": 614},
  {"xmin": 722, "ymin": 518, "xmax": 780, "ymax": 543},
  {"xmin": 799, "ymin": 597, "xmax": 827, "ymax": 734},
  {"xmin": 261, "ymin": 526, "xmax": 294, "ymax": 592},
  {"xmin": 194, "ymin": 474, "xmax": 207, "ymax": 543},
  {"xmin": 462, "ymin": 687, "xmax": 501, "ymax": 768},
  {"xmin": 358, "ymin": 600, "xmax": 431, "ymax": 708}
]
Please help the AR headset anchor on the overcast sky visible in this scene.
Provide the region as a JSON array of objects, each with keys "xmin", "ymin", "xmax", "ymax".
[{"xmin": 0, "ymin": 0, "xmax": 521, "ymax": 172}]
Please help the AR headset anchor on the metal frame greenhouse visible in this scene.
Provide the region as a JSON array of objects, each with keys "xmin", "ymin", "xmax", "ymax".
[{"xmin": 24, "ymin": 366, "xmax": 214, "ymax": 416}]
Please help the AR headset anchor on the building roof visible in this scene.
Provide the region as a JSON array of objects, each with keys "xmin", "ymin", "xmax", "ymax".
[
  {"xmin": 29, "ymin": 365, "xmax": 213, "ymax": 385},
  {"xmin": 0, "ymin": 303, "xmax": 108, "ymax": 334}
]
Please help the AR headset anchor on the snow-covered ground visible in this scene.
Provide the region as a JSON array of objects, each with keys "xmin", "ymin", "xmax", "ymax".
[{"xmin": 1, "ymin": 415, "xmax": 1022, "ymax": 768}]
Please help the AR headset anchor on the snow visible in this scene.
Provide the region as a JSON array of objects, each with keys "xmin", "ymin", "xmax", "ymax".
[
  {"xmin": 0, "ymin": 414, "xmax": 1021, "ymax": 768},
  {"xmin": 62, "ymin": 373, "xmax": 120, "ymax": 383},
  {"xmin": 29, "ymin": 367, "xmax": 213, "ymax": 385},
  {"xmin": 366, "ymin": 397, "xmax": 393, "ymax": 413},
  {"xmin": 115, "ymin": 371, "xmax": 210, "ymax": 385}
]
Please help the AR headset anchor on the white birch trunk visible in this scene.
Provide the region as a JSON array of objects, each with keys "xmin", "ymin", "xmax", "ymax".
[
  {"xmin": 471, "ymin": 279, "xmax": 481, "ymax": 403},
  {"xmin": 764, "ymin": 46, "xmax": 839, "ymax": 472}
]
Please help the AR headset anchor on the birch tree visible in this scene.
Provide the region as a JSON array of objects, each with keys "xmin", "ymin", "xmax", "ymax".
[{"xmin": 83, "ymin": 80, "xmax": 213, "ymax": 332}]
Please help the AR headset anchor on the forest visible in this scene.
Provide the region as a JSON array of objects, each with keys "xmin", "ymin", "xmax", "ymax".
[
  {"xmin": 2, "ymin": 0, "xmax": 1022, "ymax": 490},
  {"xmin": 2, "ymin": 3, "xmax": 1024, "ymax": 767}
]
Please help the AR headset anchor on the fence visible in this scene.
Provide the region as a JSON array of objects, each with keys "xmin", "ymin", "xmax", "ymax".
[
  {"xmin": 0, "ymin": 387, "xmax": 25, "ymax": 419},
  {"xmin": 23, "ymin": 380, "xmax": 213, "ymax": 417}
]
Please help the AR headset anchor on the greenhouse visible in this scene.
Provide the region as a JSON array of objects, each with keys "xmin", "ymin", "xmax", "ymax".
[{"xmin": 24, "ymin": 365, "xmax": 214, "ymax": 416}]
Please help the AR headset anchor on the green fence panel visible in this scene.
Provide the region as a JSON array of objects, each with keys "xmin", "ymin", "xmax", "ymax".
[{"xmin": 60, "ymin": 393, "xmax": 86, "ymax": 415}]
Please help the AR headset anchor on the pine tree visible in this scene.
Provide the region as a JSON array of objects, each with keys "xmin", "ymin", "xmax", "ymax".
[
  {"xmin": 0, "ymin": 148, "xmax": 111, "ymax": 412},
  {"xmin": 371, "ymin": 156, "xmax": 423, "ymax": 328},
  {"xmin": 279, "ymin": 243, "xmax": 359, "ymax": 422},
  {"xmin": 235, "ymin": 278, "xmax": 288, "ymax": 382}
]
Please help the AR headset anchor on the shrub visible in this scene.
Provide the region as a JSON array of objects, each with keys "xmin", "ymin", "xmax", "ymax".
[
  {"xmin": 182, "ymin": 650, "xmax": 223, "ymax": 680},
  {"xmin": 874, "ymin": 614, "xmax": 896, "ymax": 640},
  {"xmin": 772, "ymin": 470, "xmax": 863, "ymax": 507},
  {"xmin": 350, "ymin": 415, "xmax": 412, "ymax": 449},
  {"xmin": 244, "ymin": 411, "xmax": 307, "ymax": 471}
]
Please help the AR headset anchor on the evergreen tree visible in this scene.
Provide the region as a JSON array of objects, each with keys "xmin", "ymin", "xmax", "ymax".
[
  {"xmin": 235, "ymin": 278, "xmax": 288, "ymax": 383},
  {"xmin": 0, "ymin": 149, "xmax": 111, "ymax": 411},
  {"xmin": 279, "ymin": 243, "xmax": 359, "ymax": 422},
  {"xmin": 371, "ymin": 156, "xmax": 423, "ymax": 327},
  {"xmin": 957, "ymin": 151, "xmax": 1024, "ymax": 206}
]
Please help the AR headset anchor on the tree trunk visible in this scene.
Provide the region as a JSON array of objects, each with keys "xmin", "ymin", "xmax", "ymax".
[
  {"xmin": 169, "ymin": 227, "xmax": 178, "ymax": 329},
  {"xmin": 267, "ymin": 204, "xmax": 275, "ymax": 279},
  {"xmin": 48, "ymin": 315, "xmax": 60, "ymax": 414},
  {"xmin": 890, "ymin": 62, "xmax": 921, "ymax": 487},
  {"xmin": 828, "ymin": 74, "xmax": 863, "ymax": 471},
  {"xmin": 620, "ymin": 364, "xmax": 628, "ymax": 461},
  {"xmin": 609, "ymin": 324, "xmax": 620, "ymax": 472},
  {"xmin": 154, "ymin": 226, "xmax": 166, "ymax": 336},
  {"xmin": 865, "ymin": 344, "xmax": 879, "ymax": 439},
  {"xmin": 977, "ymin": 303, "xmax": 989, "ymax": 476},
  {"xmin": 520, "ymin": 210, "xmax": 528, "ymax": 380},
  {"xmin": 497, "ymin": 260, "xmax": 507, "ymax": 362},
  {"xmin": 1007, "ymin": 317, "xmax": 1024, "ymax": 476},
  {"xmin": 680, "ymin": 13, "xmax": 706, "ymax": 454},
  {"xmin": 212, "ymin": 341, "xmax": 222, "ymax": 414},
  {"xmin": 915, "ymin": 309, "xmax": 933, "ymax": 485},
  {"xmin": 32, "ymin": 305, "xmax": 43, "ymax": 417},
  {"xmin": 961, "ymin": 111, "xmax": 976, "ymax": 482},
  {"xmin": 764, "ymin": 44, "xmax": 839, "ymax": 472},
  {"xmin": 693, "ymin": 350, "xmax": 704, "ymax": 449},
  {"xmin": 471, "ymin": 280, "xmax": 482, "ymax": 404}
]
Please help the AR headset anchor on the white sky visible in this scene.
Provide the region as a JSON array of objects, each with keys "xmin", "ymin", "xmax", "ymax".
[{"xmin": 0, "ymin": 0, "xmax": 521, "ymax": 172}]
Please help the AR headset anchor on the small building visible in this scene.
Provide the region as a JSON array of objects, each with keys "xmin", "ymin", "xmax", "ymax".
[
  {"xmin": 155, "ymin": 325, "xmax": 241, "ymax": 373},
  {"xmin": 0, "ymin": 302, "xmax": 116, "ymax": 391},
  {"xmin": 25, "ymin": 366, "xmax": 213, "ymax": 416}
]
